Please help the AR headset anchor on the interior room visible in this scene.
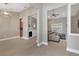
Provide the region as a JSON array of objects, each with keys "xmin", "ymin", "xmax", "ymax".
[
  {"xmin": 47, "ymin": 5, "xmax": 67, "ymax": 43},
  {"xmin": 0, "ymin": 3, "xmax": 38, "ymax": 55},
  {"xmin": 0, "ymin": 3, "xmax": 79, "ymax": 56}
]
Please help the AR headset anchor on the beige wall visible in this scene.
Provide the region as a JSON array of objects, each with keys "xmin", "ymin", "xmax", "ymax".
[{"xmin": 0, "ymin": 12, "xmax": 19, "ymax": 39}]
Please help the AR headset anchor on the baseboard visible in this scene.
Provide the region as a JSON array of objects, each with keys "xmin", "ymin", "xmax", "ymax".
[
  {"xmin": 37, "ymin": 41, "xmax": 48, "ymax": 47},
  {"xmin": 42, "ymin": 42, "xmax": 48, "ymax": 46},
  {"xmin": 67, "ymin": 48, "xmax": 79, "ymax": 54},
  {"xmin": 37, "ymin": 42, "xmax": 42, "ymax": 47},
  {"xmin": 22, "ymin": 36, "xmax": 29, "ymax": 40},
  {"xmin": 0, "ymin": 36, "xmax": 20, "ymax": 41}
]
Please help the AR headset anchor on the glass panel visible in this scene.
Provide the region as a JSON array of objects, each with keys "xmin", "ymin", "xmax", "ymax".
[{"xmin": 51, "ymin": 23, "xmax": 63, "ymax": 33}]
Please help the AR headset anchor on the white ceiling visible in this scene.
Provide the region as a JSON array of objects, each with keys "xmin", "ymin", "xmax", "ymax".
[
  {"xmin": 47, "ymin": 3, "xmax": 79, "ymax": 19},
  {"xmin": 48, "ymin": 5, "xmax": 67, "ymax": 19},
  {"xmin": 0, "ymin": 3, "xmax": 31, "ymax": 12},
  {"xmin": 0, "ymin": 3, "xmax": 78, "ymax": 17},
  {"xmin": 71, "ymin": 3, "xmax": 79, "ymax": 16}
]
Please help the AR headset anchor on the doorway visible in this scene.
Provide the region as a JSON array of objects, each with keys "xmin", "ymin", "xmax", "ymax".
[
  {"xmin": 20, "ymin": 18, "xmax": 23, "ymax": 37},
  {"xmin": 47, "ymin": 5, "xmax": 67, "ymax": 47}
]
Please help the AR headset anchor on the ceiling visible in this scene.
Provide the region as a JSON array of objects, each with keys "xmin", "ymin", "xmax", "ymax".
[
  {"xmin": 71, "ymin": 3, "xmax": 79, "ymax": 16},
  {"xmin": 0, "ymin": 3, "xmax": 78, "ymax": 17},
  {"xmin": 0, "ymin": 3, "xmax": 31, "ymax": 12},
  {"xmin": 47, "ymin": 3, "xmax": 79, "ymax": 19},
  {"xmin": 48, "ymin": 5, "xmax": 67, "ymax": 19}
]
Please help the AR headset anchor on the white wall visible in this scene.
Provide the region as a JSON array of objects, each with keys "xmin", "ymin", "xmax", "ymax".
[
  {"xmin": 0, "ymin": 12, "xmax": 19, "ymax": 39},
  {"xmin": 67, "ymin": 35, "xmax": 79, "ymax": 54},
  {"xmin": 67, "ymin": 35, "xmax": 79, "ymax": 50}
]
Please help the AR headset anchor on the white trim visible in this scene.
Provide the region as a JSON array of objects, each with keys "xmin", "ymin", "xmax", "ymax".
[
  {"xmin": 36, "ymin": 39, "xmax": 42, "ymax": 47},
  {"xmin": 67, "ymin": 48, "xmax": 79, "ymax": 54},
  {"xmin": 37, "ymin": 41, "xmax": 48, "ymax": 47},
  {"xmin": 37, "ymin": 42, "xmax": 42, "ymax": 47},
  {"xmin": 0, "ymin": 36, "xmax": 20, "ymax": 41},
  {"xmin": 22, "ymin": 36, "xmax": 29, "ymax": 40},
  {"xmin": 67, "ymin": 4, "xmax": 79, "ymax": 35},
  {"xmin": 42, "ymin": 42, "xmax": 48, "ymax": 46},
  {"xmin": 69, "ymin": 34, "xmax": 79, "ymax": 36},
  {"xmin": 67, "ymin": 4, "xmax": 71, "ymax": 35}
]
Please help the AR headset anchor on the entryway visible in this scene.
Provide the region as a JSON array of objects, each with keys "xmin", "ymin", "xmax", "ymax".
[{"xmin": 47, "ymin": 4, "xmax": 67, "ymax": 50}]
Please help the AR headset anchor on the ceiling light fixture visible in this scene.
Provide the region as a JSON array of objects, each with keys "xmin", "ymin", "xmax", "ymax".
[{"xmin": 52, "ymin": 9, "xmax": 59, "ymax": 17}]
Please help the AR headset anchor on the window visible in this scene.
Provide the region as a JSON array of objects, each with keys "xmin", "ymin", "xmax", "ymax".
[{"xmin": 51, "ymin": 23, "xmax": 63, "ymax": 33}]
